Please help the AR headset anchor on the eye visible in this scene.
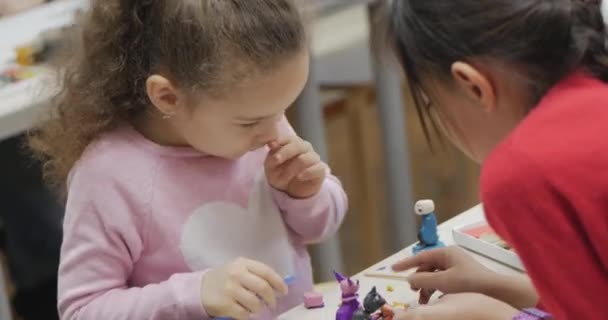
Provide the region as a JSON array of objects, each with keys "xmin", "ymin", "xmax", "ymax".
[{"xmin": 238, "ymin": 122, "xmax": 259, "ymax": 128}]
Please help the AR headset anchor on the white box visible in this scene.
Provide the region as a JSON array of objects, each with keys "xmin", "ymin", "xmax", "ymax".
[{"xmin": 452, "ymin": 220, "xmax": 525, "ymax": 271}]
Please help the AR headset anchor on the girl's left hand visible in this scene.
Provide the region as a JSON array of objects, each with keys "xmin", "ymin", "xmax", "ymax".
[
  {"xmin": 394, "ymin": 293, "xmax": 519, "ymax": 320},
  {"xmin": 265, "ymin": 135, "xmax": 327, "ymax": 199}
]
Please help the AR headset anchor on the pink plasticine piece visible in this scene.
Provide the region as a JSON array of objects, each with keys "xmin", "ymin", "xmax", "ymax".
[{"xmin": 304, "ymin": 292, "xmax": 324, "ymax": 309}]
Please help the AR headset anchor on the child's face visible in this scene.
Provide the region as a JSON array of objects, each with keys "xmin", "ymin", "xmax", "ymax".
[
  {"xmin": 419, "ymin": 63, "xmax": 529, "ymax": 163},
  {"xmin": 172, "ymin": 50, "xmax": 309, "ymax": 159}
]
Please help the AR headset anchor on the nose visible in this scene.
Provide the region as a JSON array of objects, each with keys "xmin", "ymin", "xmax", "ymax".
[{"xmin": 256, "ymin": 123, "xmax": 280, "ymax": 145}]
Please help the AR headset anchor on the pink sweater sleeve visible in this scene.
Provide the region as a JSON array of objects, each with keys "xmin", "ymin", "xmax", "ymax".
[
  {"xmin": 58, "ymin": 171, "xmax": 208, "ymax": 320},
  {"xmin": 269, "ymin": 119, "xmax": 349, "ymax": 243},
  {"xmin": 270, "ymin": 176, "xmax": 348, "ymax": 244}
]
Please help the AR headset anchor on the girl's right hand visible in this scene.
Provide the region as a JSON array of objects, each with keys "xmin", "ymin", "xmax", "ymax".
[
  {"xmin": 392, "ymin": 246, "xmax": 497, "ymax": 304},
  {"xmin": 201, "ymin": 258, "xmax": 288, "ymax": 320}
]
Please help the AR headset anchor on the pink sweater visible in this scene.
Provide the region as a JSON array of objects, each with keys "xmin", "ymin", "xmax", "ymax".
[{"xmin": 58, "ymin": 123, "xmax": 348, "ymax": 320}]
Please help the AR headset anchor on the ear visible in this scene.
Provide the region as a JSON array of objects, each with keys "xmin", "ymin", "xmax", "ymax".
[
  {"xmin": 146, "ymin": 74, "xmax": 184, "ymax": 117},
  {"xmin": 451, "ymin": 62, "xmax": 497, "ymax": 113}
]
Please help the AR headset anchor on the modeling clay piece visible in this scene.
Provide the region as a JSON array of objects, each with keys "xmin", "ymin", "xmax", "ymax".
[
  {"xmin": 352, "ymin": 287, "xmax": 386, "ymax": 320},
  {"xmin": 391, "ymin": 301, "xmax": 410, "ymax": 309},
  {"xmin": 334, "ymin": 271, "xmax": 361, "ymax": 320},
  {"xmin": 413, "ymin": 200, "xmax": 445, "ymax": 255},
  {"xmin": 304, "ymin": 292, "xmax": 324, "ymax": 309},
  {"xmin": 378, "ymin": 305, "xmax": 395, "ymax": 320},
  {"xmin": 386, "ymin": 285, "xmax": 394, "ymax": 292}
]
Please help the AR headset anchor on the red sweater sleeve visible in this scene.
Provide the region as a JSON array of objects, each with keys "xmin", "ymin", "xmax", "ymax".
[{"xmin": 481, "ymin": 146, "xmax": 608, "ymax": 320}]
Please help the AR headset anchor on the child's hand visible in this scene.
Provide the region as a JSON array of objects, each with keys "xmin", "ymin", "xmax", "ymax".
[
  {"xmin": 393, "ymin": 246, "xmax": 539, "ymax": 309},
  {"xmin": 392, "ymin": 246, "xmax": 496, "ymax": 304},
  {"xmin": 265, "ymin": 136, "xmax": 327, "ymax": 199},
  {"xmin": 394, "ymin": 293, "xmax": 519, "ymax": 320},
  {"xmin": 200, "ymin": 258, "xmax": 288, "ymax": 320}
]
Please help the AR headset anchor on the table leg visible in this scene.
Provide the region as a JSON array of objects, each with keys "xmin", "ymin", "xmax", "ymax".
[{"xmin": 368, "ymin": 3, "xmax": 417, "ymax": 251}]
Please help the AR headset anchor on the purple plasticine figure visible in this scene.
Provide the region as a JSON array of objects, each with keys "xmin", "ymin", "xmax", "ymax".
[{"xmin": 334, "ymin": 271, "xmax": 361, "ymax": 320}]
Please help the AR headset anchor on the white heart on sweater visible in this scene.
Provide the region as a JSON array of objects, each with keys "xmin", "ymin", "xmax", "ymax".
[{"xmin": 180, "ymin": 172, "xmax": 294, "ymax": 277}]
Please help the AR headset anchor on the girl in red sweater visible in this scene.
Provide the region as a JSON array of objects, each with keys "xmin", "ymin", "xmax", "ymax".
[{"xmin": 387, "ymin": 1, "xmax": 608, "ymax": 319}]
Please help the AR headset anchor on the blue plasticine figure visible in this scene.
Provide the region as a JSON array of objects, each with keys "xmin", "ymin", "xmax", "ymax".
[{"xmin": 413, "ymin": 199, "xmax": 445, "ymax": 255}]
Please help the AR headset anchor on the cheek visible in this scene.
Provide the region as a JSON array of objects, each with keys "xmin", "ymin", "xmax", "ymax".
[
  {"xmin": 448, "ymin": 109, "xmax": 490, "ymax": 162},
  {"xmin": 433, "ymin": 103, "xmax": 481, "ymax": 158}
]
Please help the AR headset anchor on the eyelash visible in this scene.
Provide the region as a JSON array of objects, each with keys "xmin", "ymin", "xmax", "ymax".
[{"xmin": 239, "ymin": 122, "xmax": 259, "ymax": 128}]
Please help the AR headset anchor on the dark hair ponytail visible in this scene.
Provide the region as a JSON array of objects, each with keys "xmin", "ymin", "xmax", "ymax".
[{"xmin": 571, "ymin": 0, "xmax": 608, "ymax": 81}]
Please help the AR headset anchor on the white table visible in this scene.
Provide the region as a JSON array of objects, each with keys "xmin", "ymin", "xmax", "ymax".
[
  {"xmin": 279, "ymin": 204, "xmax": 523, "ymax": 319},
  {"xmin": 0, "ymin": 0, "xmax": 88, "ymax": 140}
]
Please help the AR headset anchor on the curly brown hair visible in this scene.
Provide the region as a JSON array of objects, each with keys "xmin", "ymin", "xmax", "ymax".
[{"xmin": 29, "ymin": 0, "xmax": 306, "ymax": 191}]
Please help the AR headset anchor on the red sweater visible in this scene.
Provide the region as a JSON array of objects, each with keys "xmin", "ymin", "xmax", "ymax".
[{"xmin": 481, "ymin": 73, "xmax": 608, "ymax": 320}]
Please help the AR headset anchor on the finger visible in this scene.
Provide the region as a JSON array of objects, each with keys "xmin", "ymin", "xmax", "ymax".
[
  {"xmin": 240, "ymin": 272, "xmax": 277, "ymax": 308},
  {"xmin": 393, "ymin": 307, "xmax": 427, "ymax": 320},
  {"xmin": 246, "ymin": 260, "xmax": 288, "ymax": 295},
  {"xmin": 419, "ymin": 288, "xmax": 436, "ymax": 305},
  {"xmin": 265, "ymin": 155, "xmax": 308, "ymax": 190},
  {"xmin": 408, "ymin": 271, "xmax": 448, "ymax": 293},
  {"xmin": 297, "ymin": 162, "xmax": 327, "ymax": 181},
  {"xmin": 264, "ymin": 157, "xmax": 284, "ymax": 187},
  {"xmin": 411, "ymin": 265, "xmax": 437, "ymax": 291},
  {"xmin": 233, "ymin": 287, "xmax": 264, "ymax": 314},
  {"xmin": 267, "ymin": 136, "xmax": 293, "ymax": 152},
  {"xmin": 270, "ymin": 139, "xmax": 311, "ymax": 166},
  {"xmin": 267, "ymin": 140, "xmax": 282, "ymax": 151},
  {"xmin": 268, "ymin": 159, "xmax": 303, "ymax": 188},
  {"xmin": 274, "ymin": 152, "xmax": 319, "ymax": 185},
  {"xmin": 228, "ymin": 302, "xmax": 251, "ymax": 320},
  {"xmin": 392, "ymin": 248, "xmax": 449, "ymax": 271}
]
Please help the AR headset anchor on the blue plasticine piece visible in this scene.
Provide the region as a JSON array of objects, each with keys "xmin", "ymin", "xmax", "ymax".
[
  {"xmin": 412, "ymin": 240, "xmax": 445, "ymax": 255},
  {"xmin": 283, "ymin": 275, "xmax": 296, "ymax": 286},
  {"xmin": 419, "ymin": 213, "xmax": 440, "ymax": 245}
]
